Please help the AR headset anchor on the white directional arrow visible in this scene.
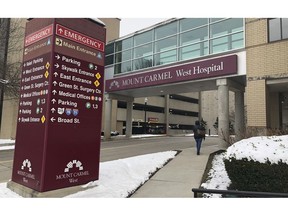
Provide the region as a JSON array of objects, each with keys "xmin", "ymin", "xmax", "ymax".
[
  {"xmin": 51, "ymin": 108, "xmax": 56, "ymax": 113},
  {"xmin": 54, "ymin": 72, "xmax": 58, "ymax": 77},
  {"xmin": 52, "ymin": 90, "xmax": 57, "ymax": 95},
  {"xmin": 54, "ymin": 63, "xmax": 59, "ymax": 68},
  {"xmin": 58, "ymin": 28, "xmax": 63, "ymax": 34},
  {"xmin": 55, "ymin": 54, "xmax": 60, "ymax": 60},
  {"xmin": 50, "ymin": 117, "xmax": 56, "ymax": 122},
  {"xmin": 18, "ymin": 118, "xmax": 21, "ymax": 122},
  {"xmin": 51, "ymin": 98, "xmax": 56, "ymax": 104},
  {"xmin": 53, "ymin": 81, "xmax": 58, "ymax": 86}
]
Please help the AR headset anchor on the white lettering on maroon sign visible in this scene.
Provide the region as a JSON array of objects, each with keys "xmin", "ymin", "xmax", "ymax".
[
  {"xmin": 25, "ymin": 24, "xmax": 53, "ymax": 47},
  {"xmin": 106, "ymin": 55, "xmax": 237, "ymax": 92},
  {"xmin": 56, "ymin": 24, "xmax": 104, "ymax": 52}
]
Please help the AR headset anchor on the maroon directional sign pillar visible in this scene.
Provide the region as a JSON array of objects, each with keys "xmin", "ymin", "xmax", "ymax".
[{"xmin": 11, "ymin": 18, "xmax": 106, "ymax": 192}]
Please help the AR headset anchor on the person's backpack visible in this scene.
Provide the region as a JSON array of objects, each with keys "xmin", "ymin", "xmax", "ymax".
[{"xmin": 196, "ymin": 127, "xmax": 205, "ymax": 137}]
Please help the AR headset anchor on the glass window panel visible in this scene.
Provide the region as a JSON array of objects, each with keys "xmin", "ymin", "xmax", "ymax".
[
  {"xmin": 115, "ymin": 37, "xmax": 133, "ymax": 52},
  {"xmin": 155, "ymin": 21, "xmax": 177, "ymax": 39},
  {"xmin": 155, "ymin": 36, "xmax": 177, "ymax": 53},
  {"xmin": 231, "ymin": 32, "xmax": 244, "ymax": 49},
  {"xmin": 133, "ymin": 56, "xmax": 153, "ymax": 70},
  {"xmin": 115, "ymin": 50, "xmax": 132, "ymax": 63},
  {"xmin": 134, "ymin": 43, "xmax": 153, "ymax": 58},
  {"xmin": 105, "ymin": 55, "xmax": 114, "ymax": 65},
  {"xmin": 269, "ymin": 18, "xmax": 281, "ymax": 42},
  {"xmin": 134, "ymin": 30, "xmax": 153, "ymax": 46},
  {"xmin": 210, "ymin": 18, "xmax": 225, "ymax": 23},
  {"xmin": 115, "ymin": 61, "xmax": 132, "ymax": 74},
  {"xmin": 281, "ymin": 18, "xmax": 288, "ymax": 39},
  {"xmin": 210, "ymin": 18, "xmax": 243, "ymax": 38},
  {"xmin": 105, "ymin": 43, "xmax": 114, "ymax": 55},
  {"xmin": 180, "ymin": 41, "xmax": 208, "ymax": 60},
  {"xmin": 180, "ymin": 18, "xmax": 208, "ymax": 32},
  {"xmin": 154, "ymin": 49, "xmax": 177, "ymax": 66},
  {"xmin": 211, "ymin": 36, "xmax": 229, "ymax": 54},
  {"xmin": 180, "ymin": 26, "xmax": 208, "ymax": 46}
]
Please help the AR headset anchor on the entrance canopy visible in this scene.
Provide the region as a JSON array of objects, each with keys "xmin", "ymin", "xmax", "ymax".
[{"xmin": 105, "ymin": 52, "xmax": 246, "ymax": 98}]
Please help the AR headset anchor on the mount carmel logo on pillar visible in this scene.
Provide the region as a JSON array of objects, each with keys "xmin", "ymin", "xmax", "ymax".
[
  {"xmin": 56, "ymin": 160, "xmax": 89, "ymax": 184},
  {"xmin": 17, "ymin": 159, "xmax": 35, "ymax": 183}
]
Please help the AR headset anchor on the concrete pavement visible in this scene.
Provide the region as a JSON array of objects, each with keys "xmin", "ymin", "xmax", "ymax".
[
  {"xmin": 131, "ymin": 143, "xmax": 222, "ymax": 198},
  {"xmin": 2, "ymin": 136, "xmax": 225, "ymax": 198}
]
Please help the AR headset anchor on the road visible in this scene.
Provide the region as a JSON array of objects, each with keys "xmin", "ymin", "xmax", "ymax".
[{"xmin": 0, "ymin": 135, "xmax": 220, "ymax": 183}]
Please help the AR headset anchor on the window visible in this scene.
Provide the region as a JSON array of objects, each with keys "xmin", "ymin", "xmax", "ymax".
[
  {"xmin": 155, "ymin": 36, "xmax": 177, "ymax": 53},
  {"xmin": 134, "ymin": 43, "xmax": 153, "ymax": 58},
  {"xmin": 116, "ymin": 37, "xmax": 133, "ymax": 51},
  {"xmin": 231, "ymin": 32, "xmax": 244, "ymax": 49},
  {"xmin": 180, "ymin": 18, "xmax": 208, "ymax": 32},
  {"xmin": 155, "ymin": 21, "xmax": 177, "ymax": 39},
  {"xmin": 115, "ymin": 61, "xmax": 132, "ymax": 74},
  {"xmin": 134, "ymin": 30, "xmax": 153, "ymax": 46},
  {"xmin": 105, "ymin": 43, "xmax": 114, "ymax": 66},
  {"xmin": 269, "ymin": 18, "xmax": 288, "ymax": 42},
  {"xmin": 210, "ymin": 18, "xmax": 225, "ymax": 23},
  {"xmin": 105, "ymin": 43, "xmax": 114, "ymax": 55},
  {"xmin": 105, "ymin": 18, "xmax": 244, "ymax": 74},
  {"xmin": 115, "ymin": 50, "xmax": 131, "ymax": 63},
  {"xmin": 180, "ymin": 41, "xmax": 208, "ymax": 60},
  {"xmin": 154, "ymin": 49, "xmax": 177, "ymax": 66},
  {"xmin": 210, "ymin": 18, "xmax": 243, "ymax": 38},
  {"xmin": 105, "ymin": 55, "xmax": 114, "ymax": 66},
  {"xmin": 211, "ymin": 36, "xmax": 229, "ymax": 54},
  {"xmin": 180, "ymin": 26, "xmax": 208, "ymax": 46},
  {"xmin": 282, "ymin": 19, "xmax": 288, "ymax": 39},
  {"xmin": 133, "ymin": 56, "xmax": 153, "ymax": 70},
  {"xmin": 269, "ymin": 19, "xmax": 281, "ymax": 42}
]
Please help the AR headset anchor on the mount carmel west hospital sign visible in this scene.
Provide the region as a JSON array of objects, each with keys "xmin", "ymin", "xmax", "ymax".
[{"xmin": 106, "ymin": 55, "xmax": 237, "ymax": 92}]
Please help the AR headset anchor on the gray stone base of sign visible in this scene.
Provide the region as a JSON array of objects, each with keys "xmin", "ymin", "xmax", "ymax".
[{"xmin": 6, "ymin": 181, "xmax": 87, "ymax": 197}]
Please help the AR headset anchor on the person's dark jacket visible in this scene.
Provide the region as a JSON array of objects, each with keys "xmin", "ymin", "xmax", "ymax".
[{"xmin": 193, "ymin": 125, "xmax": 206, "ymax": 139}]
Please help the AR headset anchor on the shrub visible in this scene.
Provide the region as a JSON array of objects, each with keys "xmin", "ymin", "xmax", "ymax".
[{"xmin": 224, "ymin": 157, "xmax": 288, "ymax": 193}]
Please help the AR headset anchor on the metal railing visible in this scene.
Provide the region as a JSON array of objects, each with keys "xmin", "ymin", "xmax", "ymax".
[{"xmin": 192, "ymin": 188, "xmax": 288, "ymax": 198}]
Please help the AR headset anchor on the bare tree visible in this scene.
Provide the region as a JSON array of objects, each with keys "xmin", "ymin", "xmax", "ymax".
[
  {"xmin": 0, "ymin": 18, "xmax": 25, "ymax": 129},
  {"xmin": 1, "ymin": 18, "xmax": 25, "ymax": 97}
]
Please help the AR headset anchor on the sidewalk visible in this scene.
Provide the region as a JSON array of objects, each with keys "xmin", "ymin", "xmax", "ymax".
[
  {"xmin": 1, "ymin": 136, "xmax": 225, "ymax": 198},
  {"xmin": 131, "ymin": 144, "xmax": 222, "ymax": 198}
]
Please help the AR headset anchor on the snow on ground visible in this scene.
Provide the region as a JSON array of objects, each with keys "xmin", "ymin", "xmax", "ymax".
[
  {"xmin": 0, "ymin": 139, "xmax": 15, "ymax": 151},
  {"xmin": 201, "ymin": 135, "xmax": 288, "ymax": 197},
  {"xmin": 66, "ymin": 150, "xmax": 177, "ymax": 198},
  {"xmin": 0, "ymin": 139, "xmax": 15, "ymax": 145},
  {"xmin": 0, "ymin": 150, "xmax": 177, "ymax": 198},
  {"xmin": 1, "ymin": 135, "xmax": 288, "ymax": 215}
]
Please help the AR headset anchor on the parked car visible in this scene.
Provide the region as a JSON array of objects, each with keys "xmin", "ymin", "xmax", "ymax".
[
  {"xmin": 101, "ymin": 131, "xmax": 120, "ymax": 136},
  {"xmin": 111, "ymin": 131, "xmax": 120, "ymax": 136}
]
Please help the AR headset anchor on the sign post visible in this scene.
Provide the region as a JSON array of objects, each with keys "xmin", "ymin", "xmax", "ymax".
[{"xmin": 10, "ymin": 18, "xmax": 106, "ymax": 192}]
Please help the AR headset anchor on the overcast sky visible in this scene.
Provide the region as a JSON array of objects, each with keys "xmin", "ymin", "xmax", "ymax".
[{"xmin": 119, "ymin": 18, "xmax": 168, "ymax": 37}]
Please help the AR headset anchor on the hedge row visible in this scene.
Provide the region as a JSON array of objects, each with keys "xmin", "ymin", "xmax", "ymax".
[{"xmin": 224, "ymin": 158, "xmax": 288, "ymax": 193}]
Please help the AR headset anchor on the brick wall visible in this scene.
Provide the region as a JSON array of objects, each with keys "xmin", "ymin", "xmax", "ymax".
[
  {"xmin": 246, "ymin": 79, "xmax": 267, "ymax": 127},
  {"xmin": 245, "ymin": 18, "xmax": 288, "ymax": 130}
]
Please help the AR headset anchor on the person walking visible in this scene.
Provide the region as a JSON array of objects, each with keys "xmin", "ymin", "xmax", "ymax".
[{"xmin": 193, "ymin": 120, "xmax": 206, "ymax": 155}]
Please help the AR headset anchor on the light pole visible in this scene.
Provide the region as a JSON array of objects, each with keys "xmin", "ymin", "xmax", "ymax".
[{"xmin": 144, "ymin": 97, "xmax": 148, "ymax": 134}]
